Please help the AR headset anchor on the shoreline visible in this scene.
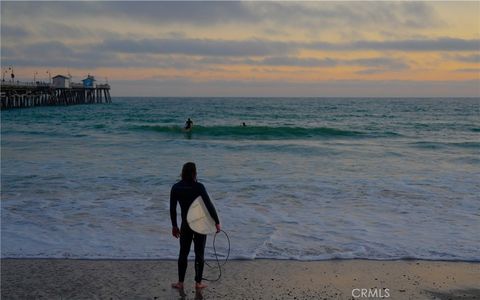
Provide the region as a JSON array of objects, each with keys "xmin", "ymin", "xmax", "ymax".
[
  {"xmin": 2, "ymin": 256, "xmax": 480, "ymax": 262},
  {"xmin": 2, "ymin": 258, "xmax": 479, "ymax": 299}
]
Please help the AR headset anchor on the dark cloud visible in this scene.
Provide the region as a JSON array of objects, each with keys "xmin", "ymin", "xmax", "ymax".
[
  {"xmin": 31, "ymin": 22, "xmax": 122, "ymax": 40},
  {"xmin": 91, "ymin": 36, "xmax": 480, "ymax": 59},
  {"xmin": 351, "ymin": 38, "xmax": 480, "ymax": 52},
  {"xmin": 348, "ymin": 57, "xmax": 409, "ymax": 69},
  {"xmin": 260, "ymin": 56, "xmax": 338, "ymax": 67},
  {"xmin": 37, "ymin": 22, "xmax": 90, "ymax": 38},
  {"xmin": 94, "ymin": 38, "xmax": 296, "ymax": 57},
  {"xmin": 22, "ymin": 41, "xmax": 75, "ymax": 57},
  {"xmin": 197, "ymin": 57, "xmax": 260, "ymax": 66},
  {"xmin": 2, "ymin": 41, "xmax": 246, "ymax": 70},
  {"xmin": 2, "ymin": 53, "xmax": 182, "ymax": 70},
  {"xmin": 169, "ymin": 55, "xmax": 409, "ymax": 70},
  {"xmin": 1, "ymin": 46, "xmax": 14, "ymax": 57},
  {"xmin": 107, "ymin": 2, "xmax": 258, "ymax": 25},
  {"xmin": 350, "ymin": 57, "xmax": 410, "ymax": 74},
  {"xmin": 355, "ymin": 69, "xmax": 389, "ymax": 75},
  {"xmin": 309, "ymin": 38, "xmax": 480, "ymax": 52},
  {"xmin": 453, "ymin": 68, "xmax": 480, "ymax": 73},
  {"xmin": 2, "ymin": 41, "xmax": 126, "ymax": 69},
  {"xmin": 447, "ymin": 53, "xmax": 480, "ymax": 63},
  {"xmin": 1, "ymin": 1, "xmax": 258, "ymax": 26},
  {"xmin": 399, "ymin": 2, "xmax": 441, "ymax": 28},
  {"xmin": 1, "ymin": 25, "xmax": 30, "ymax": 39},
  {"xmin": 248, "ymin": 56, "xmax": 408, "ymax": 70},
  {"xmin": 2, "ymin": 54, "xmax": 120, "ymax": 69}
]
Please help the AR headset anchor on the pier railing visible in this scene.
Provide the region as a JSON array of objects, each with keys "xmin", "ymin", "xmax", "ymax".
[{"xmin": 1, "ymin": 80, "xmax": 50, "ymax": 87}]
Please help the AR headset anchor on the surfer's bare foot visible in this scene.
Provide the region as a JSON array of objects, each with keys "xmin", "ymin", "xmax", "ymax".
[
  {"xmin": 171, "ymin": 282, "xmax": 184, "ymax": 289},
  {"xmin": 195, "ymin": 282, "xmax": 208, "ymax": 289}
]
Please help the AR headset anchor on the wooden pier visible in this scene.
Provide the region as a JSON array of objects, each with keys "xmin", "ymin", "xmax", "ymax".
[{"xmin": 0, "ymin": 82, "xmax": 112, "ymax": 110}]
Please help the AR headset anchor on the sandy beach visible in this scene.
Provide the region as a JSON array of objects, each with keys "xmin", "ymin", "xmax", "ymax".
[{"xmin": 1, "ymin": 259, "xmax": 479, "ymax": 299}]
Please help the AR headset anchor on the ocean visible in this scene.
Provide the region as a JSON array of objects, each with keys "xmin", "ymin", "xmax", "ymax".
[{"xmin": 1, "ymin": 97, "xmax": 479, "ymax": 261}]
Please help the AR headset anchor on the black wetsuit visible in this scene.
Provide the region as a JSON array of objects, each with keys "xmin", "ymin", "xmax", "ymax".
[{"xmin": 170, "ymin": 180, "xmax": 219, "ymax": 283}]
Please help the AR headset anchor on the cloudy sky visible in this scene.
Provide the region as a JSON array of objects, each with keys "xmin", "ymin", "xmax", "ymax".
[{"xmin": 1, "ymin": 1, "xmax": 479, "ymax": 97}]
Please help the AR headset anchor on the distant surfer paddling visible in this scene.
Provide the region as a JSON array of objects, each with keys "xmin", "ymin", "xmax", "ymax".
[
  {"xmin": 184, "ymin": 118, "xmax": 193, "ymax": 131},
  {"xmin": 170, "ymin": 162, "xmax": 221, "ymax": 290}
]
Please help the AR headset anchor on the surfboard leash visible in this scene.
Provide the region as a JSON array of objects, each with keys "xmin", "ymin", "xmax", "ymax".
[{"xmin": 202, "ymin": 229, "xmax": 231, "ymax": 282}]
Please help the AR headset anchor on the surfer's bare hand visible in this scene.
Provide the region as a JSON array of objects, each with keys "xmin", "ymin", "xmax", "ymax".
[
  {"xmin": 215, "ymin": 224, "xmax": 221, "ymax": 233},
  {"xmin": 172, "ymin": 227, "xmax": 180, "ymax": 238}
]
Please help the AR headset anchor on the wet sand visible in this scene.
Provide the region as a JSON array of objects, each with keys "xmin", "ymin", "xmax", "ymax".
[{"xmin": 1, "ymin": 259, "xmax": 479, "ymax": 299}]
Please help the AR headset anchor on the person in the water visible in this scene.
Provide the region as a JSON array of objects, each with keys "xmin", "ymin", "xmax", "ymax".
[
  {"xmin": 184, "ymin": 118, "xmax": 193, "ymax": 130},
  {"xmin": 170, "ymin": 162, "xmax": 221, "ymax": 290}
]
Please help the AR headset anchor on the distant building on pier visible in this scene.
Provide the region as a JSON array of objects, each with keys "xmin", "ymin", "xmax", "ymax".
[
  {"xmin": 82, "ymin": 75, "xmax": 95, "ymax": 88},
  {"xmin": 52, "ymin": 75, "xmax": 71, "ymax": 88}
]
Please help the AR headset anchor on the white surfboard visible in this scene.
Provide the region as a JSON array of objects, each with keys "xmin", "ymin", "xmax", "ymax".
[{"xmin": 187, "ymin": 196, "xmax": 217, "ymax": 235}]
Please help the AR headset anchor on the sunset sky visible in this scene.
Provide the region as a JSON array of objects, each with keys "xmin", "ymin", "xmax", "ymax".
[{"xmin": 1, "ymin": 1, "xmax": 479, "ymax": 97}]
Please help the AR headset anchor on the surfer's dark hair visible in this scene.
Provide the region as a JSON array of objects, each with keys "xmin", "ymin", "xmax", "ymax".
[{"xmin": 181, "ymin": 162, "xmax": 197, "ymax": 182}]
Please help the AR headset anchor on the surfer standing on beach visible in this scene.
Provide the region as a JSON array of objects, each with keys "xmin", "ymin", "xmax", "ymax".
[{"xmin": 170, "ymin": 162, "xmax": 221, "ymax": 290}]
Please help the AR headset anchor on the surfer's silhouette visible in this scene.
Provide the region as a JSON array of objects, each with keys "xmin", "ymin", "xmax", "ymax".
[
  {"xmin": 184, "ymin": 118, "xmax": 193, "ymax": 131},
  {"xmin": 170, "ymin": 162, "xmax": 221, "ymax": 290}
]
